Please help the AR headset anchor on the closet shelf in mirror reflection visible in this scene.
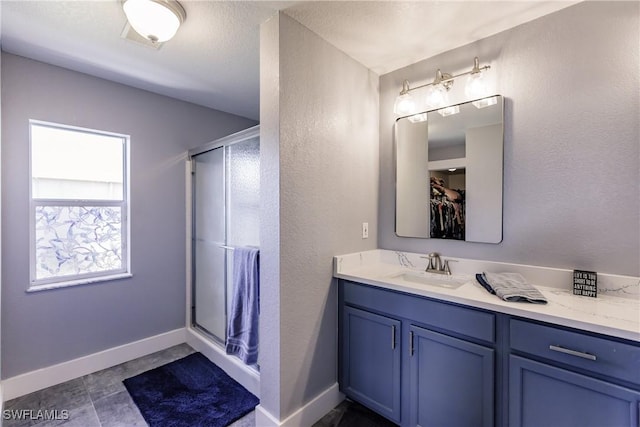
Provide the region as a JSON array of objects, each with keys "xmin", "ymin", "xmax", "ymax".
[
  {"xmin": 428, "ymin": 158, "xmax": 466, "ymax": 172},
  {"xmin": 219, "ymin": 245, "xmax": 260, "ymax": 251}
]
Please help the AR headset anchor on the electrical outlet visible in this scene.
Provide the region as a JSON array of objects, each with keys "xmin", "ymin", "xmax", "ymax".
[{"xmin": 362, "ymin": 222, "xmax": 369, "ymax": 239}]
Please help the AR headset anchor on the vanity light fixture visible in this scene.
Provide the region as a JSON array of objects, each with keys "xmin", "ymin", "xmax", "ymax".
[
  {"xmin": 393, "ymin": 57, "xmax": 491, "ymax": 115},
  {"xmin": 426, "ymin": 69, "xmax": 452, "ymax": 109},
  {"xmin": 122, "ymin": 0, "xmax": 186, "ymax": 44},
  {"xmin": 465, "ymin": 57, "xmax": 490, "ymax": 100},
  {"xmin": 393, "ymin": 80, "xmax": 417, "ymax": 116}
]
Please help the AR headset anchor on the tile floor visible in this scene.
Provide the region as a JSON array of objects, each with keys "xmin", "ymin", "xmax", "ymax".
[
  {"xmin": 311, "ymin": 400, "xmax": 396, "ymax": 427},
  {"xmin": 3, "ymin": 344, "xmax": 388, "ymax": 427},
  {"xmin": 3, "ymin": 344, "xmax": 254, "ymax": 427}
]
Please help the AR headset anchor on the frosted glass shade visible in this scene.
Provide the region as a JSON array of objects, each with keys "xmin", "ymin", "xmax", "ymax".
[
  {"xmin": 123, "ymin": 0, "xmax": 184, "ymax": 43},
  {"xmin": 425, "ymin": 85, "xmax": 448, "ymax": 109},
  {"xmin": 465, "ymin": 72, "xmax": 489, "ymax": 100},
  {"xmin": 393, "ymin": 92, "xmax": 416, "ymax": 116}
]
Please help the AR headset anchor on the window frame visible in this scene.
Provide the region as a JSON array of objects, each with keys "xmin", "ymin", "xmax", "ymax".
[{"xmin": 28, "ymin": 120, "xmax": 131, "ymax": 291}]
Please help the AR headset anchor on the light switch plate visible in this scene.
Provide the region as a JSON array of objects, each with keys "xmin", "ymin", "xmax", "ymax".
[{"xmin": 362, "ymin": 222, "xmax": 369, "ymax": 239}]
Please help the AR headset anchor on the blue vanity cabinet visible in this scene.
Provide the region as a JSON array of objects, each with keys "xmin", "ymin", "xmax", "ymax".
[
  {"xmin": 341, "ymin": 305, "xmax": 402, "ymax": 423},
  {"xmin": 339, "ymin": 279, "xmax": 497, "ymax": 426},
  {"xmin": 338, "ymin": 278, "xmax": 640, "ymax": 427},
  {"xmin": 509, "ymin": 319, "xmax": 640, "ymax": 427},
  {"xmin": 409, "ymin": 325, "xmax": 495, "ymax": 427}
]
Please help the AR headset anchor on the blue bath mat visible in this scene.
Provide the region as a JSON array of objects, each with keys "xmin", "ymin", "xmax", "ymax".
[{"xmin": 123, "ymin": 352, "xmax": 259, "ymax": 427}]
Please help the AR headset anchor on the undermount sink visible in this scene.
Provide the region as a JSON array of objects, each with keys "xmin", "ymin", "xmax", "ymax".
[{"xmin": 388, "ymin": 271, "xmax": 468, "ymax": 289}]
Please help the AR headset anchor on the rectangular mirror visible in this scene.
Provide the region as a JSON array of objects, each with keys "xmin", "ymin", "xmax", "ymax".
[{"xmin": 395, "ymin": 95, "xmax": 504, "ymax": 243}]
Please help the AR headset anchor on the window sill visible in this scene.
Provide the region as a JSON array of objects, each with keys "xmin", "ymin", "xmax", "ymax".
[{"xmin": 27, "ymin": 273, "xmax": 133, "ymax": 293}]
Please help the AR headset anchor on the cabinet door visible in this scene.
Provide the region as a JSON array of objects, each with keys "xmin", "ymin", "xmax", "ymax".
[
  {"xmin": 342, "ymin": 306, "xmax": 401, "ymax": 423},
  {"xmin": 509, "ymin": 355, "xmax": 640, "ymax": 427},
  {"xmin": 409, "ymin": 325, "xmax": 494, "ymax": 427}
]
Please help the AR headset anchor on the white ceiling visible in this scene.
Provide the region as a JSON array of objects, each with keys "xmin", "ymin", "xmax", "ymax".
[{"xmin": 0, "ymin": 1, "xmax": 578, "ymax": 120}]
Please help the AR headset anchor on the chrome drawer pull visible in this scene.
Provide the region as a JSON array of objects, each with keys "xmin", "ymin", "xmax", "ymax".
[{"xmin": 549, "ymin": 345, "xmax": 597, "ymax": 361}]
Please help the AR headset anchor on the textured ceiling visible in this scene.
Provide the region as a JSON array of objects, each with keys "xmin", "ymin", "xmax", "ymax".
[
  {"xmin": 0, "ymin": 1, "xmax": 578, "ymax": 120},
  {"xmin": 286, "ymin": 1, "xmax": 580, "ymax": 75}
]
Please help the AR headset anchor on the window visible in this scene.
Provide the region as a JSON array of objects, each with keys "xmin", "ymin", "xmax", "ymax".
[{"xmin": 29, "ymin": 120, "xmax": 130, "ymax": 290}]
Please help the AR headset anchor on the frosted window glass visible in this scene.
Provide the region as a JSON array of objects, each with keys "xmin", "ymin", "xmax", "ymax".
[
  {"xmin": 35, "ymin": 206, "xmax": 123, "ymax": 280},
  {"xmin": 29, "ymin": 121, "xmax": 129, "ymax": 288},
  {"xmin": 31, "ymin": 124, "xmax": 124, "ymax": 200}
]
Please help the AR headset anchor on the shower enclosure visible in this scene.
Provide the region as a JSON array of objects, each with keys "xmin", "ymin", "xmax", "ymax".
[{"xmin": 189, "ymin": 126, "xmax": 259, "ymax": 346}]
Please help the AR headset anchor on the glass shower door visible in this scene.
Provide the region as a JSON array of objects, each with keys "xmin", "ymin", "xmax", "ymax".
[
  {"xmin": 191, "ymin": 130, "xmax": 260, "ymax": 346},
  {"xmin": 192, "ymin": 147, "xmax": 227, "ymax": 342},
  {"xmin": 225, "ymin": 137, "xmax": 260, "ymax": 318}
]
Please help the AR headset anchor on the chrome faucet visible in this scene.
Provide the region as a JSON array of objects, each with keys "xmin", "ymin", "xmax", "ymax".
[{"xmin": 421, "ymin": 252, "xmax": 454, "ymax": 275}]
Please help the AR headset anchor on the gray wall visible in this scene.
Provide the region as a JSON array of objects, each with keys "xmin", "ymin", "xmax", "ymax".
[
  {"xmin": 260, "ymin": 12, "xmax": 379, "ymax": 420},
  {"xmin": 1, "ymin": 53, "xmax": 256, "ymax": 378},
  {"xmin": 0, "ymin": 13, "xmax": 3, "ymax": 387},
  {"xmin": 379, "ymin": 1, "xmax": 640, "ymax": 276}
]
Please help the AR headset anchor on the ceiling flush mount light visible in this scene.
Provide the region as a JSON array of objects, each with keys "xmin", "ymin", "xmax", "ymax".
[
  {"xmin": 394, "ymin": 57, "xmax": 491, "ymax": 116},
  {"xmin": 123, "ymin": 0, "xmax": 186, "ymax": 44}
]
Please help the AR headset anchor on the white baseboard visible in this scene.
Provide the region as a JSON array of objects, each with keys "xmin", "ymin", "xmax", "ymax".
[
  {"xmin": 185, "ymin": 327, "xmax": 260, "ymax": 397},
  {"xmin": 2, "ymin": 328, "xmax": 187, "ymax": 401},
  {"xmin": 255, "ymin": 383, "xmax": 344, "ymax": 427}
]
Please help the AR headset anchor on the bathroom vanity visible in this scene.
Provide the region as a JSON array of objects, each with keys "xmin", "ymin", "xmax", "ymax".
[{"xmin": 335, "ymin": 250, "xmax": 640, "ymax": 427}]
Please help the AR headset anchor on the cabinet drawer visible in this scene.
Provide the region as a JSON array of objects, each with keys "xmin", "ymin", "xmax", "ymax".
[
  {"xmin": 510, "ymin": 319, "xmax": 640, "ymax": 386},
  {"xmin": 342, "ymin": 280, "xmax": 495, "ymax": 343},
  {"xmin": 509, "ymin": 355, "xmax": 640, "ymax": 427}
]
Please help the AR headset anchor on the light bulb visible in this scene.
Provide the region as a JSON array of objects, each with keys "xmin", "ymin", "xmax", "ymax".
[
  {"xmin": 393, "ymin": 92, "xmax": 416, "ymax": 116},
  {"xmin": 465, "ymin": 72, "xmax": 489, "ymax": 100},
  {"xmin": 425, "ymin": 85, "xmax": 448, "ymax": 109},
  {"xmin": 123, "ymin": 0, "xmax": 182, "ymax": 43}
]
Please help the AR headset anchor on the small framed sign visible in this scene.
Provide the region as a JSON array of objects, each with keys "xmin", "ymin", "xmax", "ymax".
[{"xmin": 573, "ymin": 270, "xmax": 597, "ymax": 297}]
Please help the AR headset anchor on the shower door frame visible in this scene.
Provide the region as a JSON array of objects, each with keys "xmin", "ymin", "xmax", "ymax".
[{"xmin": 187, "ymin": 125, "xmax": 260, "ymax": 345}]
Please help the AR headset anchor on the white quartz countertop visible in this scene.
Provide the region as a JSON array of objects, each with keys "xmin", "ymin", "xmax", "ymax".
[{"xmin": 334, "ymin": 250, "xmax": 640, "ymax": 343}]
